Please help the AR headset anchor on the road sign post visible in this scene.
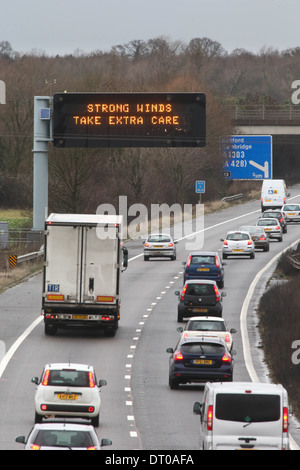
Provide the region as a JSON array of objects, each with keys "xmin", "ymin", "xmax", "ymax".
[
  {"xmin": 195, "ymin": 180, "xmax": 205, "ymax": 204},
  {"xmin": 222, "ymin": 135, "xmax": 272, "ymax": 180},
  {"xmin": 33, "ymin": 96, "xmax": 51, "ymax": 231},
  {"xmin": 0, "ymin": 80, "xmax": 5, "ymax": 104}
]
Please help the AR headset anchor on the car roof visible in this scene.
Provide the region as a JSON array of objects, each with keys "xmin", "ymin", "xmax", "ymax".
[
  {"xmin": 187, "ymin": 316, "xmax": 225, "ymax": 322},
  {"xmin": 205, "ymin": 381, "xmax": 286, "ymax": 394},
  {"xmin": 257, "ymin": 218, "xmax": 280, "ymax": 222},
  {"xmin": 263, "ymin": 209, "xmax": 283, "ymax": 212},
  {"xmin": 147, "ymin": 232, "xmax": 172, "ymax": 237},
  {"xmin": 184, "ymin": 279, "xmax": 217, "ymax": 285},
  {"xmin": 32, "ymin": 422, "xmax": 96, "ymax": 432},
  {"xmin": 179, "ymin": 336, "xmax": 226, "ymax": 345},
  {"xmin": 226, "ymin": 230, "xmax": 250, "ymax": 234},
  {"xmin": 44, "ymin": 363, "xmax": 94, "ymax": 371},
  {"xmin": 187, "ymin": 251, "xmax": 218, "ymax": 256}
]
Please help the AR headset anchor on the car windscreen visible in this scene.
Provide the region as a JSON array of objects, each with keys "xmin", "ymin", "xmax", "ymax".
[
  {"xmin": 34, "ymin": 430, "xmax": 94, "ymax": 448},
  {"xmin": 181, "ymin": 342, "xmax": 224, "ymax": 354},
  {"xmin": 215, "ymin": 394, "xmax": 280, "ymax": 423},
  {"xmin": 226, "ymin": 233, "xmax": 249, "ymax": 241},
  {"xmin": 148, "ymin": 235, "xmax": 171, "ymax": 243},
  {"xmin": 190, "ymin": 255, "xmax": 215, "ymax": 265},
  {"xmin": 283, "ymin": 205, "xmax": 299, "ymax": 211},
  {"xmin": 48, "ymin": 370, "xmax": 89, "ymax": 387},
  {"xmin": 185, "ymin": 284, "xmax": 215, "ymax": 296},
  {"xmin": 188, "ymin": 321, "xmax": 225, "ymax": 332}
]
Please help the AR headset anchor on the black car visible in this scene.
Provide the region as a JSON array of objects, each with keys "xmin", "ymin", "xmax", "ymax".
[
  {"xmin": 262, "ymin": 209, "xmax": 287, "ymax": 233},
  {"xmin": 166, "ymin": 336, "xmax": 236, "ymax": 389},
  {"xmin": 175, "ymin": 280, "xmax": 226, "ymax": 322}
]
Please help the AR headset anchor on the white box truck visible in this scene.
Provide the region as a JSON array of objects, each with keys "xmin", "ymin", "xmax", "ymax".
[
  {"xmin": 193, "ymin": 382, "xmax": 292, "ymax": 450},
  {"xmin": 42, "ymin": 214, "xmax": 128, "ymax": 336}
]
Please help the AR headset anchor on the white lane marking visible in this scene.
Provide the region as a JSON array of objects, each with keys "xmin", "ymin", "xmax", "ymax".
[{"xmin": 0, "ymin": 315, "xmax": 43, "ymax": 379}]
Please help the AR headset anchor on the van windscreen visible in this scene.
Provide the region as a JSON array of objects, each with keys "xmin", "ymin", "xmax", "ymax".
[{"xmin": 216, "ymin": 394, "xmax": 280, "ymax": 423}]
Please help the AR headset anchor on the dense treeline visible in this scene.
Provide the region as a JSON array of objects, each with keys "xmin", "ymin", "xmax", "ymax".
[{"xmin": 0, "ymin": 37, "xmax": 299, "ymax": 212}]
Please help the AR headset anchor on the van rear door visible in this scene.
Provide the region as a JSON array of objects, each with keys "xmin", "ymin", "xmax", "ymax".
[{"xmin": 212, "ymin": 393, "xmax": 285, "ymax": 450}]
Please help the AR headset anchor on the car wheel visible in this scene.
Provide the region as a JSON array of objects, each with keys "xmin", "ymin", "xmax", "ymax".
[
  {"xmin": 91, "ymin": 414, "xmax": 100, "ymax": 427},
  {"xmin": 222, "ymin": 253, "xmax": 227, "ymax": 260},
  {"xmin": 279, "ymin": 236, "xmax": 283, "ymax": 242},
  {"xmin": 264, "ymin": 245, "xmax": 269, "ymax": 252},
  {"xmin": 35, "ymin": 412, "xmax": 43, "ymax": 424},
  {"xmin": 250, "ymin": 252, "xmax": 255, "ymax": 259},
  {"xmin": 177, "ymin": 311, "xmax": 184, "ymax": 322},
  {"xmin": 169, "ymin": 377, "xmax": 179, "ymax": 390},
  {"xmin": 144, "ymin": 255, "xmax": 149, "ymax": 261}
]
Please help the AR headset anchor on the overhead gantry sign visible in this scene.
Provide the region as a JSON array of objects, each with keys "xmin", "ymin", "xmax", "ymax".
[{"xmin": 52, "ymin": 92, "xmax": 206, "ymax": 148}]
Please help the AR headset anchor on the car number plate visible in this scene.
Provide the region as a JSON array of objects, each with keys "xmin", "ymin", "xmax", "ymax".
[
  {"xmin": 264, "ymin": 228, "xmax": 272, "ymax": 231},
  {"xmin": 193, "ymin": 308, "xmax": 208, "ymax": 313},
  {"xmin": 197, "ymin": 268, "xmax": 209, "ymax": 271},
  {"xmin": 154, "ymin": 245, "xmax": 163, "ymax": 248},
  {"xmin": 193, "ymin": 359, "xmax": 212, "ymax": 365},
  {"xmin": 57, "ymin": 394, "xmax": 78, "ymax": 400},
  {"xmin": 288, "ymin": 213, "xmax": 296, "ymax": 216},
  {"xmin": 72, "ymin": 314, "xmax": 88, "ymax": 320},
  {"xmin": 233, "ymin": 249, "xmax": 243, "ymax": 252}
]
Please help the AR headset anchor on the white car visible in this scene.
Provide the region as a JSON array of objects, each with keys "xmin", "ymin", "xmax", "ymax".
[
  {"xmin": 143, "ymin": 233, "xmax": 177, "ymax": 261},
  {"xmin": 15, "ymin": 422, "xmax": 112, "ymax": 450},
  {"xmin": 31, "ymin": 363, "xmax": 107, "ymax": 427},
  {"xmin": 281, "ymin": 203, "xmax": 300, "ymax": 222},
  {"xmin": 256, "ymin": 218, "xmax": 283, "ymax": 241},
  {"xmin": 221, "ymin": 231, "xmax": 255, "ymax": 259},
  {"xmin": 177, "ymin": 316, "xmax": 237, "ymax": 351}
]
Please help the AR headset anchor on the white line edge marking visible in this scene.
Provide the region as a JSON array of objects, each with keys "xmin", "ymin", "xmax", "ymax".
[
  {"xmin": 0, "ymin": 316, "xmax": 43, "ymax": 379},
  {"xmin": 241, "ymin": 237, "xmax": 300, "ymax": 450}
]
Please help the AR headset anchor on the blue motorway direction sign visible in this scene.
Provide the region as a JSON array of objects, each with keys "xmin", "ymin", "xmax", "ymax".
[
  {"xmin": 222, "ymin": 135, "xmax": 272, "ymax": 180},
  {"xmin": 195, "ymin": 180, "xmax": 205, "ymax": 193}
]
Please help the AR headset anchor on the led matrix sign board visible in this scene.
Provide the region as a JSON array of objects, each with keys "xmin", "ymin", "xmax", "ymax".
[{"xmin": 53, "ymin": 92, "xmax": 206, "ymax": 148}]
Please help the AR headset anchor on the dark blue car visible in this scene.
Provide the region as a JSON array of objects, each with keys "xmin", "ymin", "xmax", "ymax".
[
  {"xmin": 166, "ymin": 336, "xmax": 235, "ymax": 389},
  {"xmin": 182, "ymin": 251, "xmax": 225, "ymax": 288}
]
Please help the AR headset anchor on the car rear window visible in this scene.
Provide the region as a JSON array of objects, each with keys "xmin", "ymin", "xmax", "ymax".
[
  {"xmin": 48, "ymin": 370, "xmax": 89, "ymax": 387},
  {"xmin": 264, "ymin": 212, "xmax": 281, "ymax": 218},
  {"xmin": 185, "ymin": 284, "xmax": 215, "ymax": 296},
  {"xmin": 148, "ymin": 235, "xmax": 171, "ymax": 243},
  {"xmin": 227, "ymin": 233, "xmax": 249, "ymax": 241},
  {"xmin": 188, "ymin": 321, "xmax": 226, "ymax": 332},
  {"xmin": 258, "ymin": 219, "xmax": 277, "ymax": 226},
  {"xmin": 190, "ymin": 255, "xmax": 216, "ymax": 265},
  {"xmin": 34, "ymin": 430, "xmax": 94, "ymax": 448},
  {"xmin": 181, "ymin": 342, "xmax": 224, "ymax": 354},
  {"xmin": 215, "ymin": 394, "xmax": 280, "ymax": 423}
]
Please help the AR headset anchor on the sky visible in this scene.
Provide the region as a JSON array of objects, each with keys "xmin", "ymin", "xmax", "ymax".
[{"xmin": 1, "ymin": 0, "xmax": 300, "ymax": 56}]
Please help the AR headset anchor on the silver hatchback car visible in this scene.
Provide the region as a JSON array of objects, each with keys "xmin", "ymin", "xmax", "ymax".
[{"xmin": 144, "ymin": 233, "xmax": 177, "ymax": 261}]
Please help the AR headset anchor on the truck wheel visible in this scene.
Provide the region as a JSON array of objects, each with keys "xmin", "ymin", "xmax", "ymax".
[
  {"xmin": 45, "ymin": 323, "xmax": 57, "ymax": 336},
  {"xmin": 104, "ymin": 327, "xmax": 117, "ymax": 337}
]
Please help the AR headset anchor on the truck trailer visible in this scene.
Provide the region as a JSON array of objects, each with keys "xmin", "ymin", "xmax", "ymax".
[{"xmin": 42, "ymin": 213, "xmax": 128, "ymax": 336}]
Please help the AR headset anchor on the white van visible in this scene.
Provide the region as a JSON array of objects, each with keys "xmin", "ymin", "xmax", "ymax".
[
  {"xmin": 261, "ymin": 179, "xmax": 289, "ymax": 212},
  {"xmin": 193, "ymin": 382, "xmax": 291, "ymax": 450}
]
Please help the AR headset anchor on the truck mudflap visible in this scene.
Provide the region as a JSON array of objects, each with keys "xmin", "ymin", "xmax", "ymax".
[{"xmin": 43, "ymin": 311, "xmax": 119, "ymax": 337}]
